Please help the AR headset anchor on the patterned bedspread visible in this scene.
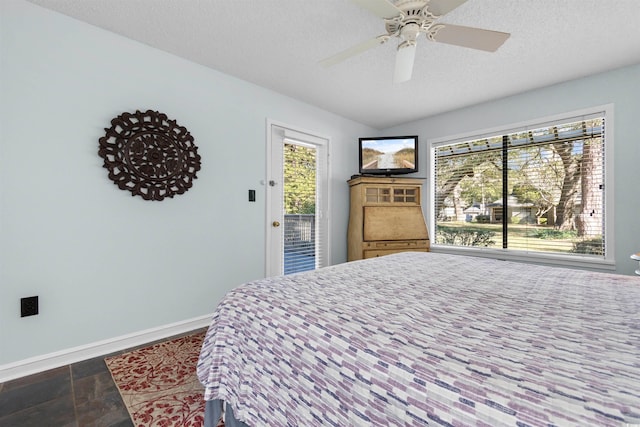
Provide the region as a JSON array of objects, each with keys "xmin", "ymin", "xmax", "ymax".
[{"xmin": 197, "ymin": 252, "xmax": 640, "ymax": 426}]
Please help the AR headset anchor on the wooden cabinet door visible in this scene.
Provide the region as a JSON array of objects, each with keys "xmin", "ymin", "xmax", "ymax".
[{"xmin": 363, "ymin": 206, "xmax": 429, "ymax": 241}]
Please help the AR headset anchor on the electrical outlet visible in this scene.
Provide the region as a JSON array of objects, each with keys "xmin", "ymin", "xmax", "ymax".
[{"xmin": 21, "ymin": 296, "xmax": 39, "ymax": 317}]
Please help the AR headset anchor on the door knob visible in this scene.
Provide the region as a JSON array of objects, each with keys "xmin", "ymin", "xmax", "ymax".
[{"xmin": 272, "ymin": 221, "xmax": 280, "ymax": 227}]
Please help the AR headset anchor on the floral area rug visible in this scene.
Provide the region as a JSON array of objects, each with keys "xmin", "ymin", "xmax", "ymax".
[{"xmin": 105, "ymin": 330, "xmax": 222, "ymax": 427}]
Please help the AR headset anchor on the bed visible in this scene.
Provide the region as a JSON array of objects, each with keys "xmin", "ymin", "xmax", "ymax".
[{"xmin": 197, "ymin": 252, "xmax": 640, "ymax": 426}]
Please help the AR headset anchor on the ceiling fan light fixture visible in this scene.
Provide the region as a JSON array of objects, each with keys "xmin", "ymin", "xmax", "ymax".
[
  {"xmin": 394, "ymin": 42, "xmax": 416, "ymax": 84},
  {"xmin": 393, "ymin": 22, "xmax": 420, "ymax": 84}
]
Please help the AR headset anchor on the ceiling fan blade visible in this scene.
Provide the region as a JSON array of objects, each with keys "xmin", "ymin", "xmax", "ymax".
[
  {"xmin": 427, "ymin": 0, "xmax": 469, "ymax": 16},
  {"xmin": 430, "ymin": 24, "xmax": 510, "ymax": 52},
  {"xmin": 393, "ymin": 43, "xmax": 416, "ymax": 84},
  {"xmin": 350, "ymin": 0, "xmax": 401, "ymax": 19},
  {"xmin": 319, "ymin": 36, "xmax": 388, "ymax": 67}
]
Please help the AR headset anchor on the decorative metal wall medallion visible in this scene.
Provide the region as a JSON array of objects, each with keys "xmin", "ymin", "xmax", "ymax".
[{"xmin": 98, "ymin": 110, "xmax": 201, "ymax": 201}]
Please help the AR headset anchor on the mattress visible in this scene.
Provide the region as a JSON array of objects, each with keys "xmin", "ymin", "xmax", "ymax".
[{"xmin": 197, "ymin": 252, "xmax": 640, "ymax": 426}]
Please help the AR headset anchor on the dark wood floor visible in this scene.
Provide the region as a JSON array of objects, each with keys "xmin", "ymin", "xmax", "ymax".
[
  {"xmin": 0, "ymin": 329, "xmax": 204, "ymax": 427},
  {"xmin": 0, "ymin": 355, "xmax": 132, "ymax": 427}
]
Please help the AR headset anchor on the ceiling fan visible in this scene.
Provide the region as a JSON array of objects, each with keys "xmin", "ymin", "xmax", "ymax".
[{"xmin": 320, "ymin": 0, "xmax": 510, "ymax": 83}]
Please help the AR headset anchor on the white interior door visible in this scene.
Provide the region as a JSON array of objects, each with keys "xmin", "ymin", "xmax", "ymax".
[{"xmin": 266, "ymin": 121, "xmax": 329, "ymax": 277}]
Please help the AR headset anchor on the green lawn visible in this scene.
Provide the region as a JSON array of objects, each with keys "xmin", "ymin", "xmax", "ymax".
[{"xmin": 435, "ymin": 222, "xmax": 579, "ymax": 253}]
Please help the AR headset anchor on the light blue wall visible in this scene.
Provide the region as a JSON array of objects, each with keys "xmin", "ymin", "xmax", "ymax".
[
  {"xmin": 384, "ymin": 63, "xmax": 640, "ymax": 275},
  {"xmin": 0, "ymin": 0, "xmax": 372, "ymax": 365}
]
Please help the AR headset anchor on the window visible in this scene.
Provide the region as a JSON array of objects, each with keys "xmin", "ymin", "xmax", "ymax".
[
  {"xmin": 283, "ymin": 140, "xmax": 327, "ymax": 274},
  {"xmin": 430, "ymin": 107, "xmax": 613, "ymax": 268}
]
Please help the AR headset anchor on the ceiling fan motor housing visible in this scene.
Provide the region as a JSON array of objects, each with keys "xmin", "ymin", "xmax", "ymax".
[{"xmin": 385, "ymin": 0, "xmax": 439, "ymax": 47}]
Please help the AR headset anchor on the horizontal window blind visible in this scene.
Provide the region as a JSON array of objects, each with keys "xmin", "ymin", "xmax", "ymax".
[{"xmin": 434, "ymin": 116, "xmax": 605, "ymax": 258}]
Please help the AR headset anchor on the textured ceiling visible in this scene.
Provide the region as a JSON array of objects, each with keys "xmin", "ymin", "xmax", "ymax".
[{"xmin": 25, "ymin": 0, "xmax": 640, "ymax": 129}]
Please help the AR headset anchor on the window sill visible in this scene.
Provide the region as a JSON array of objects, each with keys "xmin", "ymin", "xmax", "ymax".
[{"xmin": 430, "ymin": 245, "xmax": 616, "ymax": 272}]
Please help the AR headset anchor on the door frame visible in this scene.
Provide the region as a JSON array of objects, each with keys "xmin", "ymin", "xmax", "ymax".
[{"xmin": 265, "ymin": 119, "xmax": 331, "ymax": 277}]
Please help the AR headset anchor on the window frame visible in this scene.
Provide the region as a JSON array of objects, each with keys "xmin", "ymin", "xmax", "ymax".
[{"xmin": 428, "ymin": 104, "xmax": 615, "ymax": 270}]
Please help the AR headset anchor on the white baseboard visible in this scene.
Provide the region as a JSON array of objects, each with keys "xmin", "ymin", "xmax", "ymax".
[{"xmin": 0, "ymin": 314, "xmax": 212, "ymax": 383}]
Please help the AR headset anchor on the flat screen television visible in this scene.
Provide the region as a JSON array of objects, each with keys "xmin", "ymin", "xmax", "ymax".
[{"xmin": 358, "ymin": 135, "xmax": 418, "ymax": 176}]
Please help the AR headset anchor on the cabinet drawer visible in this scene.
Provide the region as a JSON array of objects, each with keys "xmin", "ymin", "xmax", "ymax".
[
  {"xmin": 363, "ymin": 240, "xmax": 429, "ymax": 250},
  {"xmin": 364, "ymin": 248, "xmax": 429, "ymax": 258}
]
